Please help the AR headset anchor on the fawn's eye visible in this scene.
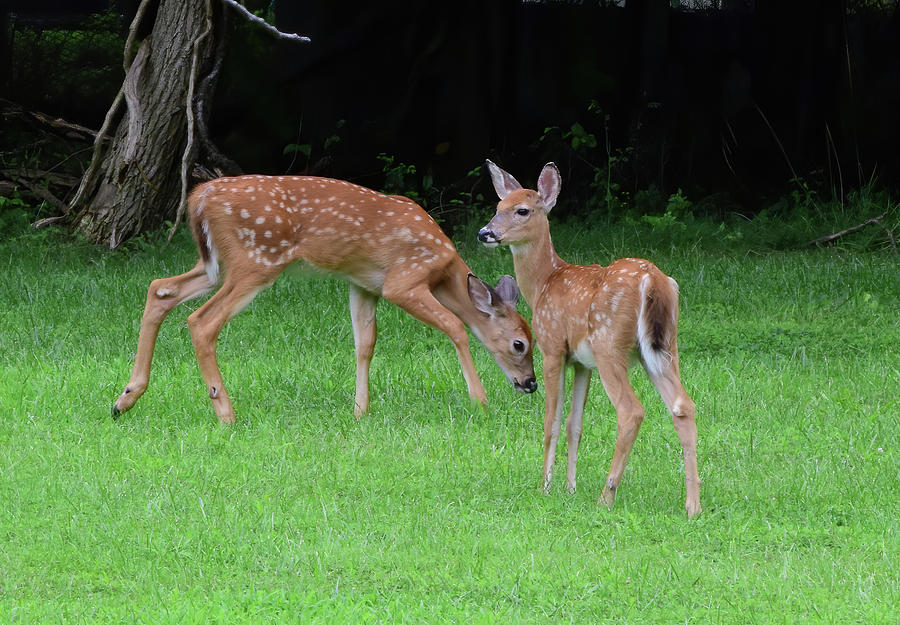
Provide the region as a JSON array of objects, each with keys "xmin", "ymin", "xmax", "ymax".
[
  {"xmin": 513, "ymin": 340, "xmax": 526, "ymax": 353},
  {"xmin": 515, "ymin": 208, "xmax": 530, "ymax": 217}
]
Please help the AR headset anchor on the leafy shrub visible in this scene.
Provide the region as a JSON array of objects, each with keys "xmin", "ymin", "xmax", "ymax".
[{"xmin": 0, "ymin": 193, "xmax": 32, "ymax": 237}]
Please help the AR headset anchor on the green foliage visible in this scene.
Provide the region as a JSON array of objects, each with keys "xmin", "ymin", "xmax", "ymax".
[
  {"xmin": 377, "ymin": 153, "xmax": 418, "ymax": 196},
  {"xmin": 252, "ymin": 0, "xmax": 277, "ymax": 24},
  {"xmin": 533, "ymin": 103, "xmax": 636, "ymax": 217},
  {"xmin": 370, "ymin": 158, "xmax": 490, "ymax": 231},
  {"xmin": 282, "ymin": 142, "xmax": 312, "ymax": 158},
  {"xmin": 283, "ymin": 120, "xmax": 346, "ymax": 169},
  {"xmin": 0, "ymin": 192, "xmax": 32, "ymax": 236},
  {"xmin": 639, "ymin": 188, "xmax": 692, "ymax": 232},
  {"xmin": 0, "ymin": 226, "xmax": 897, "ymax": 623},
  {"xmin": 517, "ymin": 101, "xmax": 897, "ymax": 256},
  {"xmin": 563, "ymin": 122, "xmax": 597, "ymax": 151}
]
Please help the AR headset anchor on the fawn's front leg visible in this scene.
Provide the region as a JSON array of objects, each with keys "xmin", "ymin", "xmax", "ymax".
[
  {"xmin": 541, "ymin": 352, "xmax": 566, "ymax": 493},
  {"xmin": 384, "ymin": 280, "xmax": 487, "ymax": 407},
  {"xmin": 349, "ymin": 284, "xmax": 378, "ymax": 418}
]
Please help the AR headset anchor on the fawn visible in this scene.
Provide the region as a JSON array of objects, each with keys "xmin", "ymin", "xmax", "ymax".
[
  {"xmin": 112, "ymin": 174, "xmax": 536, "ymax": 423},
  {"xmin": 478, "ymin": 161, "xmax": 700, "ymax": 517}
]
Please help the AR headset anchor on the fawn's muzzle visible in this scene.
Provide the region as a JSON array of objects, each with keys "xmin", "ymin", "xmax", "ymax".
[{"xmin": 477, "ymin": 228, "xmax": 499, "ymax": 245}]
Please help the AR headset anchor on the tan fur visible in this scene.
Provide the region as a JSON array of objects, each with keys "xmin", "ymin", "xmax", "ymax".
[
  {"xmin": 480, "ymin": 162, "xmax": 701, "ymax": 517},
  {"xmin": 113, "ymin": 174, "xmax": 536, "ymax": 424}
]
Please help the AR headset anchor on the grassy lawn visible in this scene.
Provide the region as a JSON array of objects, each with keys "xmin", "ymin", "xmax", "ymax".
[{"xmin": 0, "ymin": 223, "xmax": 897, "ymax": 623}]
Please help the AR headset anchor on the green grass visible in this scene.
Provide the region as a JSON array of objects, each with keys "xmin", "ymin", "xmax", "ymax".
[{"xmin": 0, "ymin": 224, "xmax": 897, "ymax": 624}]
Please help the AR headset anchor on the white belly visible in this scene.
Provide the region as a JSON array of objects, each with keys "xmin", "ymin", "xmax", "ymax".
[{"xmin": 569, "ymin": 339, "xmax": 596, "ymax": 368}]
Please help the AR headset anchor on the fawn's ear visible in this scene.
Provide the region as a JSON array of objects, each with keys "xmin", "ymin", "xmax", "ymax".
[
  {"xmin": 486, "ymin": 159, "xmax": 523, "ymax": 200},
  {"xmin": 495, "ymin": 275, "xmax": 520, "ymax": 306},
  {"xmin": 467, "ymin": 274, "xmax": 505, "ymax": 317},
  {"xmin": 537, "ymin": 162, "xmax": 561, "ymax": 212}
]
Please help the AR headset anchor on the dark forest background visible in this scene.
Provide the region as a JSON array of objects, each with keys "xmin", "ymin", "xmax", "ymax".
[{"xmin": 3, "ymin": 0, "xmax": 900, "ymax": 229}]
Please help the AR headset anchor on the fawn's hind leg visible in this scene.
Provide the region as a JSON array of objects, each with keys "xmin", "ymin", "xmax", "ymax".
[
  {"xmin": 648, "ymin": 359, "xmax": 701, "ymax": 518},
  {"xmin": 186, "ymin": 268, "xmax": 281, "ymax": 424},
  {"xmin": 595, "ymin": 359, "xmax": 645, "ymax": 510},
  {"xmin": 564, "ymin": 364, "xmax": 591, "ymax": 494}
]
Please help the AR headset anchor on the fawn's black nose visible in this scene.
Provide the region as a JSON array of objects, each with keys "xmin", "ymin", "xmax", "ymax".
[
  {"xmin": 477, "ymin": 228, "xmax": 497, "ymax": 243},
  {"xmin": 515, "ymin": 377, "xmax": 538, "ymax": 393}
]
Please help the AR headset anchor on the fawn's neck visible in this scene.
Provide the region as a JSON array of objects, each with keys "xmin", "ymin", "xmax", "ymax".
[
  {"xmin": 509, "ymin": 227, "xmax": 566, "ymax": 309},
  {"xmin": 432, "ymin": 255, "xmax": 484, "ymax": 332}
]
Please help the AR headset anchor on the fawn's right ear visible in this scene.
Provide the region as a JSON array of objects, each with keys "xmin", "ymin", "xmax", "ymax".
[
  {"xmin": 486, "ymin": 159, "xmax": 523, "ymax": 200},
  {"xmin": 537, "ymin": 162, "xmax": 561, "ymax": 212}
]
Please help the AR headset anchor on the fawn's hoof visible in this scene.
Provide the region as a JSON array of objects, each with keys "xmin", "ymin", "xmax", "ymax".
[{"xmin": 598, "ymin": 486, "xmax": 616, "ymax": 509}]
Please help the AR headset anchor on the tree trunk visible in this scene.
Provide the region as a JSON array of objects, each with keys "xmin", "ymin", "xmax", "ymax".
[{"xmin": 71, "ymin": 0, "xmax": 215, "ymax": 247}]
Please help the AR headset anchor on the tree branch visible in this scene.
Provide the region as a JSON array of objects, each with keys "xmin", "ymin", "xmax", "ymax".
[
  {"xmin": 196, "ymin": 4, "xmax": 243, "ymax": 176},
  {"xmin": 219, "ymin": 0, "xmax": 311, "ymax": 42},
  {"xmin": 10, "ymin": 175, "xmax": 68, "ymax": 214},
  {"xmin": 170, "ymin": 0, "xmax": 215, "ymax": 239},
  {"xmin": 0, "ymin": 99, "xmax": 100, "ymax": 142},
  {"xmin": 808, "ymin": 214, "xmax": 886, "ymax": 246}
]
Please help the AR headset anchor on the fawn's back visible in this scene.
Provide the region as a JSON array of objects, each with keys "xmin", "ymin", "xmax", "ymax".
[{"xmin": 190, "ymin": 175, "xmax": 460, "ymax": 292}]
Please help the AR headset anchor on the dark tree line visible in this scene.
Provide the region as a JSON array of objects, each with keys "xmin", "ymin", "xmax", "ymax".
[
  {"xmin": 258, "ymin": 0, "xmax": 899, "ymax": 212},
  {"xmin": 2, "ymin": 0, "xmax": 899, "ymax": 244}
]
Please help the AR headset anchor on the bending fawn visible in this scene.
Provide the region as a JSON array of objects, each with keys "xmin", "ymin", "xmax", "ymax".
[
  {"xmin": 478, "ymin": 161, "xmax": 700, "ymax": 517},
  {"xmin": 112, "ymin": 174, "xmax": 536, "ymax": 424}
]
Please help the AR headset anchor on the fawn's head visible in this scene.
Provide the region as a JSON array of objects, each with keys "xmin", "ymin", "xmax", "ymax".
[
  {"xmin": 478, "ymin": 161, "xmax": 561, "ymax": 248},
  {"xmin": 466, "ymin": 274, "xmax": 537, "ymax": 393}
]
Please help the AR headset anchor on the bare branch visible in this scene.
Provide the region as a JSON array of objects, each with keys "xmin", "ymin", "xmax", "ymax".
[
  {"xmin": 68, "ymin": 86, "xmax": 124, "ymax": 214},
  {"xmin": 11, "ymin": 175, "xmax": 68, "ymax": 214},
  {"xmin": 2, "ymin": 168, "xmax": 80, "ymax": 187},
  {"xmin": 32, "ymin": 215, "xmax": 68, "ymax": 229},
  {"xmin": 0, "ymin": 99, "xmax": 100, "ymax": 142},
  {"xmin": 196, "ymin": 5, "xmax": 243, "ymax": 176},
  {"xmin": 219, "ymin": 0, "xmax": 311, "ymax": 42},
  {"xmin": 170, "ymin": 0, "xmax": 215, "ymax": 239},
  {"xmin": 808, "ymin": 214, "xmax": 886, "ymax": 246},
  {"xmin": 123, "ymin": 0, "xmax": 154, "ymax": 71}
]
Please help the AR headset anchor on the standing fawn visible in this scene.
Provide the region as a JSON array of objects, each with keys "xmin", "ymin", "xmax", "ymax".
[
  {"xmin": 112, "ymin": 174, "xmax": 536, "ymax": 424},
  {"xmin": 478, "ymin": 161, "xmax": 701, "ymax": 517}
]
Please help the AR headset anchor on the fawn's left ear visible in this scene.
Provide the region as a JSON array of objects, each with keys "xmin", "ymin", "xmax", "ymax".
[
  {"xmin": 495, "ymin": 275, "xmax": 520, "ymax": 306},
  {"xmin": 486, "ymin": 159, "xmax": 523, "ymax": 200},
  {"xmin": 537, "ymin": 162, "xmax": 561, "ymax": 212},
  {"xmin": 467, "ymin": 273, "xmax": 505, "ymax": 317}
]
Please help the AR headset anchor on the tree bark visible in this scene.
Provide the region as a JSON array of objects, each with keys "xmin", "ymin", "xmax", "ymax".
[{"xmin": 71, "ymin": 0, "xmax": 215, "ymax": 247}]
